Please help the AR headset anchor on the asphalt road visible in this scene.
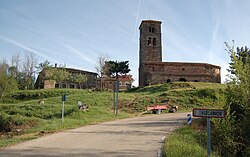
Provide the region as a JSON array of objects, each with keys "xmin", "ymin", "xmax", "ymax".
[{"xmin": 0, "ymin": 112, "xmax": 189, "ymax": 157}]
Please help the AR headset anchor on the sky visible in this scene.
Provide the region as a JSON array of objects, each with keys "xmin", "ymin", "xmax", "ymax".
[{"xmin": 1, "ymin": 0, "xmax": 250, "ymax": 86}]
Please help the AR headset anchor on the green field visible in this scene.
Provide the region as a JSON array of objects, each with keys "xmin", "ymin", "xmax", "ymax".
[{"xmin": 0, "ymin": 82, "xmax": 225, "ymax": 149}]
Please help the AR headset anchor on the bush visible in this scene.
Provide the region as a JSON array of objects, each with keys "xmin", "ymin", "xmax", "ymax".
[
  {"xmin": 211, "ymin": 108, "xmax": 241, "ymax": 156},
  {"xmin": 10, "ymin": 89, "xmax": 87, "ymax": 100},
  {"xmin": 0, "ymin": 112, "xmax": 13, "ymax": 132},
  {"xmin": 196, "ymin": 89, "xmax": 217, "ymax": 99}
]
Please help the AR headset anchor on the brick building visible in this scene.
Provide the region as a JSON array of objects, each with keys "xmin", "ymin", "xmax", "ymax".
[
  {"xmin": 139, "ymin": 20, "xmax": 221, "ymax": 86},
  {"xmin": 96, "ymin": 75, "xmax": 134, "ymax": 91}
]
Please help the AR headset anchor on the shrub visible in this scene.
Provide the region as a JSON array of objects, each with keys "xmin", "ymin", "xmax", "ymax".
[{"xmin": 0, "ymin": 112, "xmax": 13, "ymax": 132}]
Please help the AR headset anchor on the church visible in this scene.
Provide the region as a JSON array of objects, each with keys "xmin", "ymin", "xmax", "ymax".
[{"xmin": 138, "ymin": 20, "xmax": 221, "ymax": 87}]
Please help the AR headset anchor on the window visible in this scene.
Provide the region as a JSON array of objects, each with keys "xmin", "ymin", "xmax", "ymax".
[
  {"xmin": 149, "ymin": 27, "xmax": 155, "ymax": 33},
  {"xmin": 147, "ymin": 37, "xmax": 152, "ymax": 46},
  {"xmin": 152, "ymin": 27, "xmax": 155, "ymax": 33},
  {"xmin": 147, "ymin": 37, "xmax": 157, "ymax": 46},
  {"xmin": 153, "ymin": 37, "xmax": 156, "ymax": 46}
]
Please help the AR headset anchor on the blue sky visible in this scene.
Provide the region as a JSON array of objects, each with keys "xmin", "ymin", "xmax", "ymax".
[{"xmin": 1, "ymin": 0, "xmax": 250, "ymax": 86}]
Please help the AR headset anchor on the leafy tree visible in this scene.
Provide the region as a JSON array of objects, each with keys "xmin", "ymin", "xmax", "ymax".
[
  {"xmin": 0, "ymin": 61, "xmax": 17, "ymax": 100},
  {"xmin": 225, "ymin": 41, "xmax": 250, "ymax": 76},
  {"xmin": 72, "ymin": 73, "xmax": 87, "ymax": 89},
  {"xmin": 105, "ymin": 61, "xmax": 131, "ymax": 79},
  {"xmin": 36, "ymin": 60, "xmax": 53, "ymax": 72},
  {"xmin": 51, "ymin": 68, "xmax": 69, "ymax": 88},
  {"xmin": 212, "ymin": 41, "xmax": 250, "ymax": 156}
]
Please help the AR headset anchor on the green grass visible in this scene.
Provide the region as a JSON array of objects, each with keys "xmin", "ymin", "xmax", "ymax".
[
  {"xmin": 163, "ymin": 119, "xmax": 221, "ymax": 157},
  {"xmin": 0, "ymin": 82, "xmax": 226, "ymax": 148}
]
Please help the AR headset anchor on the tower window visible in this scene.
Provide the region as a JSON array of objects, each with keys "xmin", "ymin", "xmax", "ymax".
[
  {"xmin": 153, "ymin": 37, "xmax": 156, "ymax": 46},
  {"xmin": 147, "ymin": 37, "xmax": 157, "ymax": 46},
  {"xmin": 147, "ymin": 37, "xmax": 152, "ymax": 46},
  {"xmin": 149, "ymin": 27, "xmax": 155, "ymax": 33}
]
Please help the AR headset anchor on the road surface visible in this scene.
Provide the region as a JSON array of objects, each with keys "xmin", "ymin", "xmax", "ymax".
[{"xmin": 0, "ymin": 112, "xmax": 189, "ymax": 157}]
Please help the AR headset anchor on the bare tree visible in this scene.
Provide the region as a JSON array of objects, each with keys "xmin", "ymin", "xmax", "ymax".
[
  {"xmin": 22, "ymin": 52, "xmax": 37, "ymax": 89},
  {"xmin": 94, "ymin": 53, "xmax": 110, "ymax": 77},
  {"xmin": 11, "ymin": 52, "xmax": 21, "ymax": 71},
  {"xmin": 9, "ymin": 52, "xmax": 22, "ymax": 78}
]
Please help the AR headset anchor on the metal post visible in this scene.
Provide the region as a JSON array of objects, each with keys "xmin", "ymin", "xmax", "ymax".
[
  {"xmin": 115, "ymin": 80, "xmax": 119, "ymax": 115},
  {"xmin": 113, "ymin": 82, "xmax": 116, "ymax": 114},
  {"xmin": 62, "ymin": 101, "xmax": 65, "ymax": 123},
  {"xmin": 207, "ymin": 117, "xmax": 211, "ymax": 157}
]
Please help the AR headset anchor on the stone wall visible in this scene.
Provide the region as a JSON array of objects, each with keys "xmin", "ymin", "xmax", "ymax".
[
  {"xmin": 44, "ymin": 80, "xmax": 56, "ymax": 89},
  {"xmin": 140, "ymin": 62, "xmax": 221, "ymax": 86},
  {"xmin": 35, "ymin": 68, "xmax": 97, "ymax": 89}
]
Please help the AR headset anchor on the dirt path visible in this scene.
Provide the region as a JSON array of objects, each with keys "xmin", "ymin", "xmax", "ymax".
[{"xmin": 0, "ymin": 112, "xmax": 190, "ymax": 157}]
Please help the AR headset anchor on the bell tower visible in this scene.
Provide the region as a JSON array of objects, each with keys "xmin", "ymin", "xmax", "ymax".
[
  {"xmin": 139, "ymin": 20, "xmax": 162, "ymax": 66},
  {"xmin": 139, "ymin": 20, "xmax": 162, "ymax": 86}
]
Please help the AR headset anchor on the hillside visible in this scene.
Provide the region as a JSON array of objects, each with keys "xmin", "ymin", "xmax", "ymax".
[{"xmin": 0, "ymin": 82, "xmax": 225, "ymax": 147}]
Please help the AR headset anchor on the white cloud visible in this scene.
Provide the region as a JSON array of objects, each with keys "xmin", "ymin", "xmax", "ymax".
[
  {"xmin": 64, "ymin": 44, "xmax": 95, "ymax": 64},
  {"xmin": 0, "ymin": 34, "xmax": 56, "ymax": 62}
]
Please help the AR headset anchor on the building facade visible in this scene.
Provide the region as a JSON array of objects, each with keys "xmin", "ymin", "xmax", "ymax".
[
  {"xmin": 96, "ymin": 75, "xmax": 134, "ymax": 91},
  {"xmin": 139, "ymin": 20, "xmax": 221, "ymax": 86},
  {"xmin": 35, "ymin": 67, "xmax": 97, "ymax": 89}
]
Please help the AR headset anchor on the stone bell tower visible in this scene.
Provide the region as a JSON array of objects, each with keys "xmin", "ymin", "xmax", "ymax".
[
  {"xmin": 139, "ymin": 20, "xmax": 162, "ymax": 66},
  {"xmin": 139, "ymin": 20, "xmax": 162, "ymax": 86}
]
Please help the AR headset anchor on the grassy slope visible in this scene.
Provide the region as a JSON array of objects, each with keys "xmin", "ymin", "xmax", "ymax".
[
  {"xmin": 163, "ymin": 119, "xmax": 221, "ymax": 157},
  {"xmin": 0, "ymin": 82, "xmax": 225, "ymax": 148}
]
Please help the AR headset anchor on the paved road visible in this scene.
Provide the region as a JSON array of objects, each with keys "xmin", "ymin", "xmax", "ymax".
[{"xmin": 0, "ymin": 112, "xmax": 189, "ymax": 157}]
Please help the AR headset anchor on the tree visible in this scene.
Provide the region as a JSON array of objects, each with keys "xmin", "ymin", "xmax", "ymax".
[
  {"xmin": 72, "ymin": 73, "xmax": 87, "ymax": 89},
  {"xmin": 105, "ymin": 61, "xmax": 131, "ymax": 79},
  {"xmin": 0, "ymin": 60, "xmax": 17, "ymax": 100},
  {"xmin": 9, "ymin": 53, "xmax": 21, "ymax": 78},
  {"xmin": 94, "ymin": 53, "xmax": 110, "ymax": 77},
  {"xmin": 225, "ymin": 41, "xmax": 250, "ymax": 76},
  {"xmin": 212, "ymin": 41, "xmax": 250, "ymax": 156},
  {"xmin": 21, "ymin": 52, "xmax": 37, "ymax": 89},
  {"xmin": 105, "ymin": 60, "xmax": 130, "ymax": 115},
  {"xmin": 36, "ymin": 60, "xmax": 53, "ymax": 72},
  {"xmin": 51, "ymin": 68, "xmax": 69, "ymax": 88}
]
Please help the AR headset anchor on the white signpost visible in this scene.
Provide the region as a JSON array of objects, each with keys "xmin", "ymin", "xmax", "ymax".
[
  {"xmin": 193, "ymin": 108, "xmax": 225, "ymax": 118},
  {"xmin": 192, "ymin": 108, "xmax": 225, "ymax": 157}
]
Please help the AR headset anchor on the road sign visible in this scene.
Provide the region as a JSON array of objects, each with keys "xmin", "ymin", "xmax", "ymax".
[
  {"xmin": 193, "ymin": 108, "xmax": 225, "ymax": 118},
  {"xmin": 62, "ymin": 95, "xmax": 66, "ymax": 102},
  {"xmin": 192, "ymin": 108, "xmax": 225, "ymax": 157}
]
